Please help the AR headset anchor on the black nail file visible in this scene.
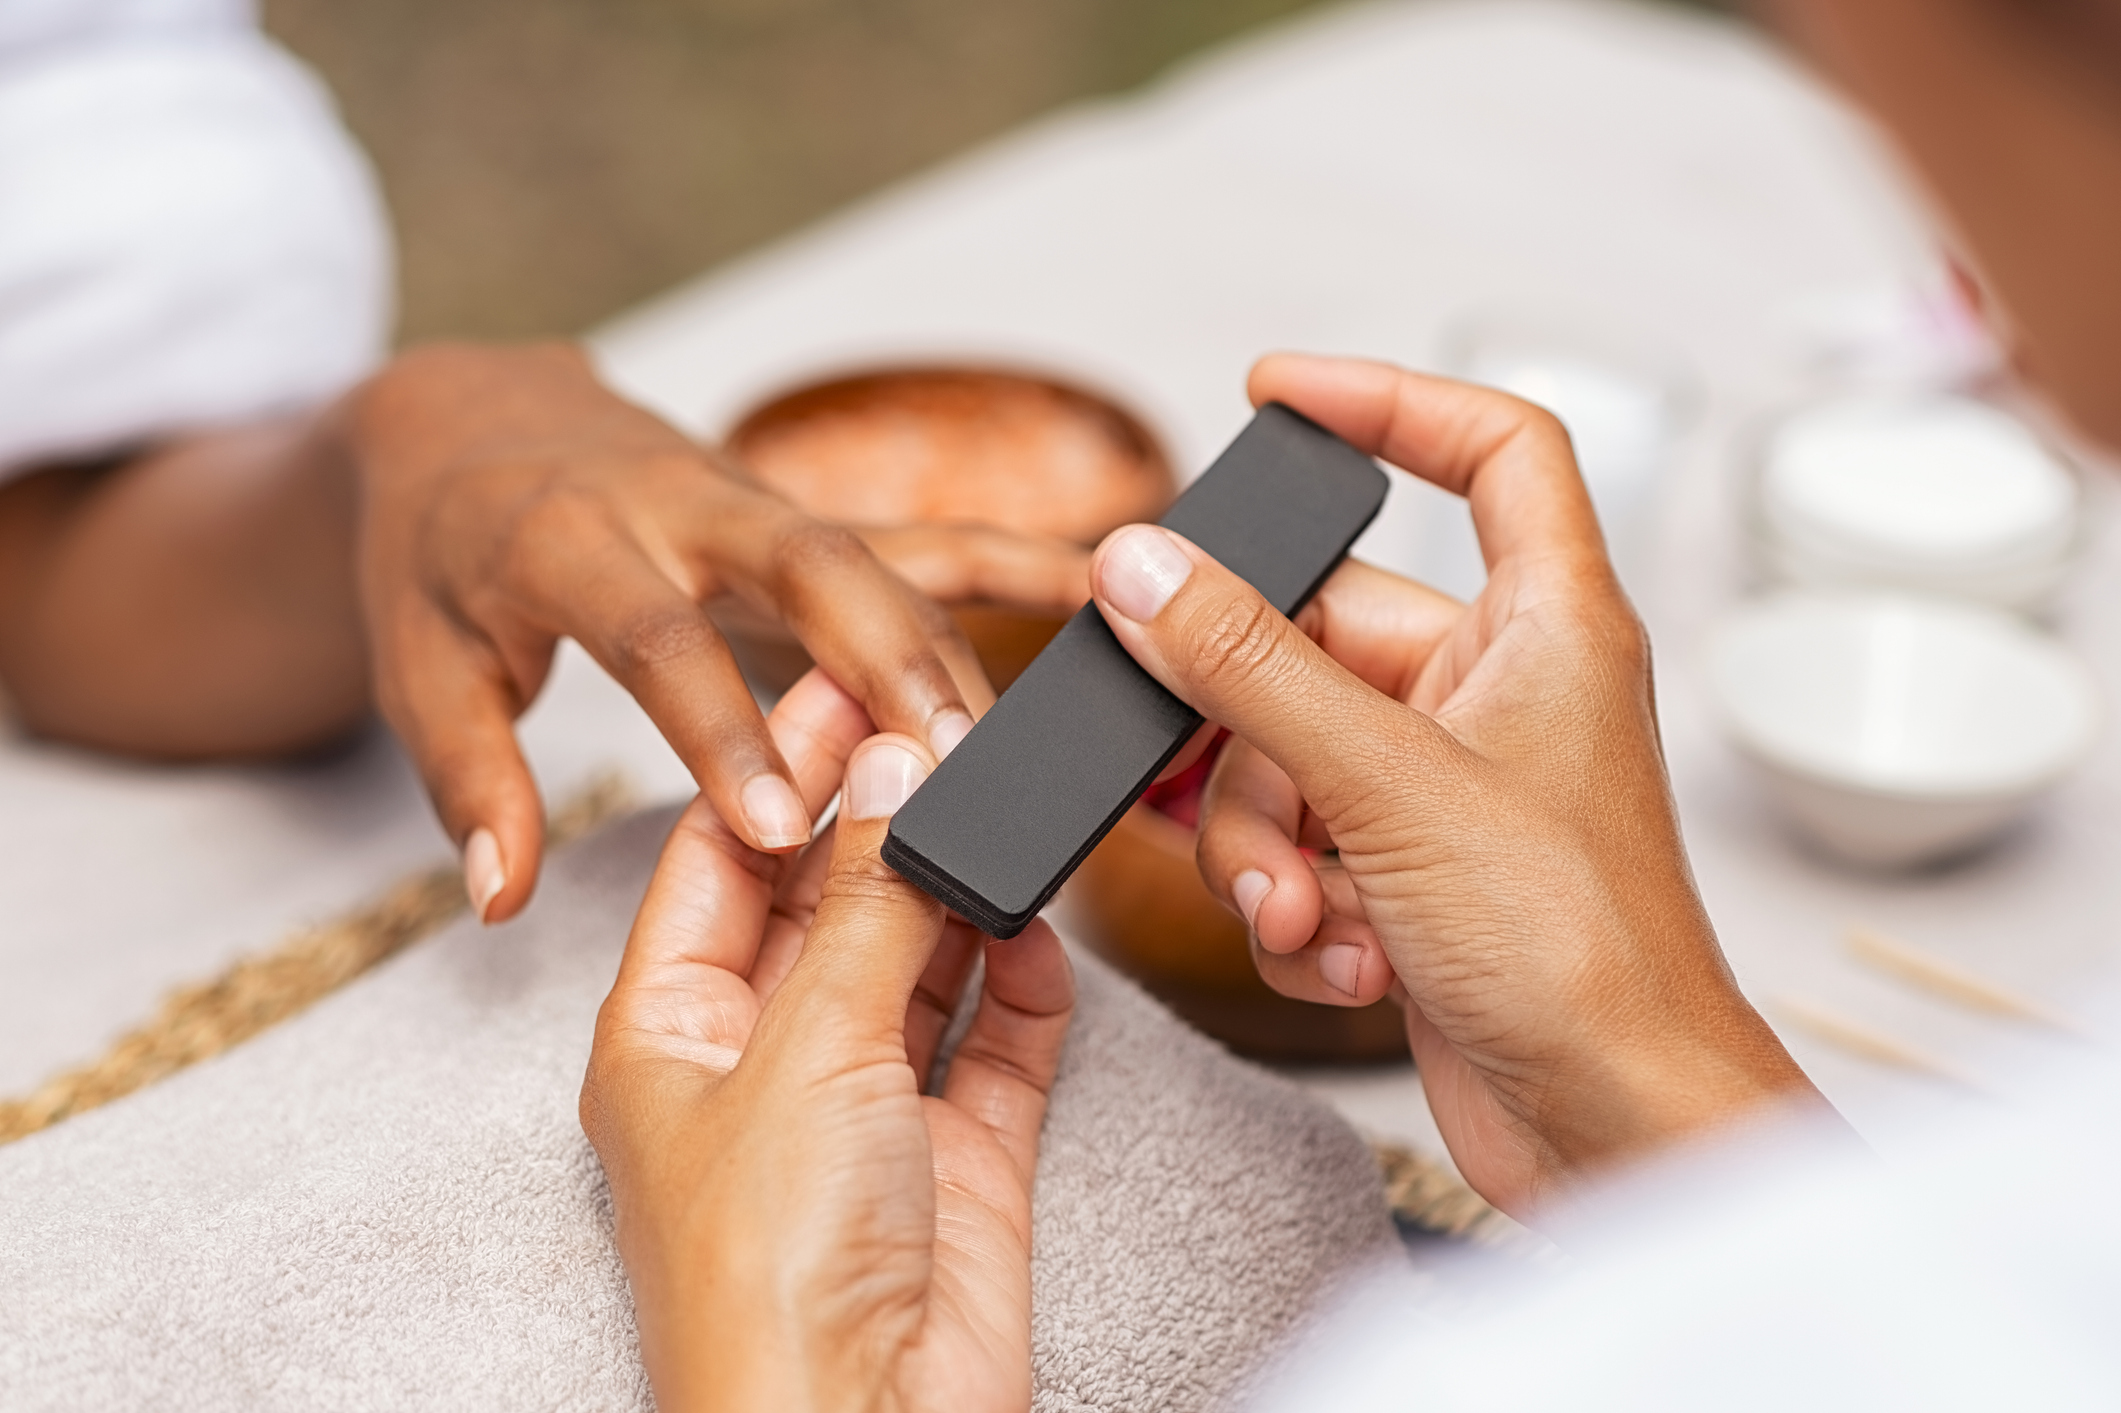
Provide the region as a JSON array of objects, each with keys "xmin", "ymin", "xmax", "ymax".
[{"xmin": 882, "ymin": 402, "xmax": 1389, "ymax": 937}]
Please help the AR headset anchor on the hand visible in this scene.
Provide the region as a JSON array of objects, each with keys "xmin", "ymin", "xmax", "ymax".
[
  {"xmin": 1088, "ymin": 354, "xmax": 1828, "ymax": 1219},
  {"xmin": 580, "ymin": 669, "xmax": 1074, "ymax": 1413},
  {"xmin": 350, "ymin": 342, "xmax": 1089, "ymax": 923}
]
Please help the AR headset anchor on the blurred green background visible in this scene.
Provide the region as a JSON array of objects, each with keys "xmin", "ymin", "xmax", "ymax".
[{"xmin": 262, "ymin": 0, "xmax": 1739, "ymax": 344}]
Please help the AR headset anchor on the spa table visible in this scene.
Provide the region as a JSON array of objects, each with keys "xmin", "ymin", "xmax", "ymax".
[{"xmin": 6, "ymin": 0, "xmax": 2118, "ymax": 1165}]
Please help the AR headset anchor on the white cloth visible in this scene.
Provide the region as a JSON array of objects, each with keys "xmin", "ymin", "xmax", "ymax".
[
  {"xmin": 0, "ymin": 0, "xmax": 391, "ymax": 476},
  {"xmin": 0, "ymin": 0, "xmax": 251, "ymax": 55},
  {"xmin": 1255, "ymin": 1040, "xmax": 2121, "ymax": 1410}
]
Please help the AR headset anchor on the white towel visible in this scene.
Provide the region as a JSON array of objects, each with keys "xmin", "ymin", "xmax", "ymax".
[{"xmin": 0, "ymin": 805, "xmax": 1399, "ymax": 1412}]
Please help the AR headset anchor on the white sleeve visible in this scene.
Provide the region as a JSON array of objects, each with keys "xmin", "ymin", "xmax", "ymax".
[
  {"xmin": 1251, "ymin": 1065, "xmax": 2121, "ymax": 1412},
  {"xmin": 0, "ymin": 23, "xmax": 393, "ymax": 477}
]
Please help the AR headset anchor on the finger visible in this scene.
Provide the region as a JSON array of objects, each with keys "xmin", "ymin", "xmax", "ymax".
[
  {"xmin": 755, "ymin": 734, "xmax": 983, "ymax": 1029},
  {"xmin": 1090, "ymin": 522, "xmax": 1461, "ymax": 837},
  {"xmin": 592, "ymin": 791, "xmax": 771, "ymax": 1080},
  {"xmin": 1195, "ymin": 736, "xmax": 1321, "ymax": 954},
  {"xmin": 616, "ymin": 669, "xmax": 870, "ymax": 994},
  {"xmin": 857, "ymin": 523, "xmax": 1092, "ymax": 617},
  {"xmin": 772, "ymin": 668, "xmax": 879, "ymax": 815},
  {"xmin": 941, "ymin": 920, "xmax": 1075, "ymax": 1182},
  {"xmin": 689, "ymin": 496, "xmax": 987, "ymax": 762},
  {"xmin": 377, "ymin": 601, "xmax": 545, "ymax": 924},
  {"xmin": 756, "ymin": 734, "xmax": 946, "ymax": 1050},
  {"xmin": 748, "ymin": 818, "xmax": 839, "ymax": 1006},
  {"xmin": 1247, "ymin": 353, "xmax": 1609, "ymax": 580},
  {"xmin": 1295, "ymin": 558, "xmax": 1466, "ymax": 706},
  {"xmin": 537, "ymin": 534, "xmax": 813, "ymax": 855},
  {"xmin": 927, "ymin": 605, "xmax": 1001, "ymax": 718},
  {"xmin": 1248, "ymin": 909, "xmax": 1393, "ymax": 1008},
  {"xmin": 737, "ymin": 671, "xmax": 893, "ymax": 1006},
  {"xmin": 905, "ymin": 918, "xmax": 985, "ymax": 1088}
]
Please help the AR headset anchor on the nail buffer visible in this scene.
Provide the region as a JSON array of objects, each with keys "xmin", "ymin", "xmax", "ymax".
[{"xmin": 882, "ymin": 402, "xmax": 1389, "ymax": 937}]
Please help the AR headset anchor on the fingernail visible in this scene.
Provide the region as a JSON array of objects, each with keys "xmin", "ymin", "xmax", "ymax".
[
  {"xmin": 930, "ymin": 709, "xmax": 974, "ymax": 760},
  {"xmin": 1231, "ymin": 870, "xmax": 1272, "ymax": 930},
  {"xmin": 1099, "ymin": 526, "xmax": 1193, "ymax": 623},
  {"xmin": 463, "ymin": 827, "xmax": 506, "ymax": 923},
  {"xmin": 846, "ymin": 741, "xmax": 928, "ymax": 820},
  {"xmin": 1319, "ymin": 942, "xmax": 1364, "ymax": 998},
  {"xmin": 740, "ymin": 774, "xmax": 811, "ymax": 850}
]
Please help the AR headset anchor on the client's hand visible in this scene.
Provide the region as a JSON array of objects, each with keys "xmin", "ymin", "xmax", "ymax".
[
  {"xmin": 351, "ymin": 342, "xmax": 1089, "ymax": 922},
  {"xmin": 581, "ymin": 669, "xmax": 1073, "ymax": 1413},
  {"xmin": 1090, "ymin": 354, "xmax": 1827, "ymax": 1219}
]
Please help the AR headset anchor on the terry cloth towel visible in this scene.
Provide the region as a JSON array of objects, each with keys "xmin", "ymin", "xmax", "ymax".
[{"xmin": 0, "ymin": 805, "xmax": 1398, "ymax": 1411}]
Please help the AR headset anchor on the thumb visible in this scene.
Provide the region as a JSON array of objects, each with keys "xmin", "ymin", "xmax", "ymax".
[
  {"xmin": 757, "ymin": 735, "xmax": 947, "ymax": 1054},
  {"xmin": 1090, "ymin": 524, "xmax": 1457, "ymax": 827}
]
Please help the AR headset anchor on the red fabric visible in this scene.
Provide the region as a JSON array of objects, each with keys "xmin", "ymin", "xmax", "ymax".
[{"xmin": 1140, "ymin": 729, "xmax": 1230, "ymax": 830}]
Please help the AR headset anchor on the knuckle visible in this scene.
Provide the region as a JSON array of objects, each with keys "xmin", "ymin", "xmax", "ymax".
[
  {"xmin": 1485, "ymin": 394, "xmax": 1576, "ymax": 464},
  {"xmin": 825, "ymin": 849, "xmax": 929, "ymax": 909},
  {"xmin": 772, "ymin": 521, "xmax": 872, "ymax": 586},
  {"xmin": 1516, "ymin": 401, "xmax": 1573, "ymax": 451},
  {"xmin": 640, "ymin": 446, "xmax": 718, "ymax": 490},
  {"xmin": 509, "ymin": 486, "xmax": 611, "ymax": 565},
  {"xmin": 1572, "ymin": 597, "xmax": 1650, "ymax": 679},
  {"xmin": 479, "ymin": 486, "xmax": 612, "ymax": 599},
  {"xmin": 1606, "ymin": 611, "xmax": 1652, "ymax": 677},
  {"xmin": 1188, "ymin": 594, "xmax": 1293, "ymax": 701},
  {"xmin": 609, "ymin": 606, "xmax": 718, "ymax": 677}
]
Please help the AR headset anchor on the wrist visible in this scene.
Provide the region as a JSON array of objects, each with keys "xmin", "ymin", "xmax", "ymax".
[
  {"xmin": 650, "ymin": 1296, "xmax": 884, "ymax": 1413},
  {"xmin": 1538, "ymin": 990, "xmax": 1824, "ymax": 1189},
  {"xmin": 622, "ymin": 1204, "xmax": 889, "ymax": 1413}
]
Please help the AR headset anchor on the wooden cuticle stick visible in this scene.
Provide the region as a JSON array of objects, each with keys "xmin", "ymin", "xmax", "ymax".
[{"xmin": 1845, "ymin": 925, "xmax": 2090, "ymax": 1038}]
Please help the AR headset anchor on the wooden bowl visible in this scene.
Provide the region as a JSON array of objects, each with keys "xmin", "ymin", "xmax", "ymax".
[
  {"xmin": 721, "ymin": 366, "xmax": 1173, "ymax": 691},
  {"xmin": 721, "ymin": 365, "xmax": 1407, "ymax": 1064}
]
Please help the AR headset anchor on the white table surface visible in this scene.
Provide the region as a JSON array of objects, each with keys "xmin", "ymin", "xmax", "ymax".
[{"xmin": 5, "ymin": 0, "xmax": 2115, "ymax": 1163}]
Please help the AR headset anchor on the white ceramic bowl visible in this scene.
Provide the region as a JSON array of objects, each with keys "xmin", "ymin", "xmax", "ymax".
[
  {"xmin": 1707, "ymin": 593, "xmax": 2100, "ymax": 866},
  {"xmin": 1756, "ymin": 394, "xmax": 2080, "ymax": 611}
]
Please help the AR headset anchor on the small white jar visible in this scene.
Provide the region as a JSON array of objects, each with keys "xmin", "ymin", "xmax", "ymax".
[{"xmin": 1756, "ymin": 394, "xmax": 2079, "ymax": 612}]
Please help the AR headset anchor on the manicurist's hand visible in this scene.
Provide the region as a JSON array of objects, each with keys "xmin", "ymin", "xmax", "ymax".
[
  {"xmin": 1090, "ymin": 354, "xmax": 1832, "ymax": 1220},
  {"xmin": 351, "ymin": 342, "xmax": 1090, "ymax": 923},
  {"xmin": 581, "ymin": 668, "xmax": 1074, "ymax": 1413}
]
